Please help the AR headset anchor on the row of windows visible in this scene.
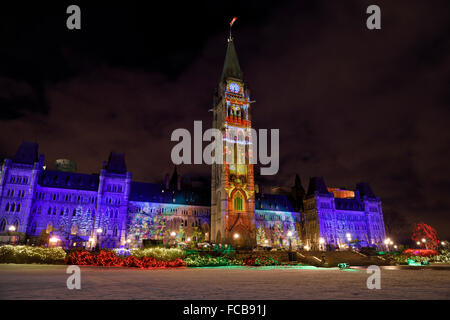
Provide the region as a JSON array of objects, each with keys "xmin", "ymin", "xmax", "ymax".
[
  {"xmin": 4, "ymin": 202, "xmax": 21, "ymax": 213},
  {"xmin": 0, "ymin": 219, "xmax": 19, "ymax": 232},
  {"xmin": 32, "ymin": 206, "xmax": 96, "ymax": 218},
  {"xmin": 106, "ymin": 184, "xmax": 123, "ymax": 193},
  {"xmin": 35, "ymin": 191, "xmax": 96, "ymax": 204},
  {"xmin": 9, "ymin": 175, "xmax": 29, "ymax": 185},
  {"xmin": 135, "ymin": 206, "xmax": 210, "ymax": 215},
  {"xmin": 6, "ymin": 189, "xmax": 26, "ymax": 198},
  {"xmin": 28, "ymin": 222, "xmax": 120, "ymax": 238},
  {"xmin": 105, "ymin": 197, "xmax": 120, "ymax": 205}
]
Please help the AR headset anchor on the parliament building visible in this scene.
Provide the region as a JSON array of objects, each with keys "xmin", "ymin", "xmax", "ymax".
[{"xmin": 0, "ymin": 36, "xmax": 386, "ymax": 251}]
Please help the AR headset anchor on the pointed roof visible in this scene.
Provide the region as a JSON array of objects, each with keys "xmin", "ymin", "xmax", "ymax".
[
  {"xmin": 221, "ymin": 37, "xmax": 243, "ymax": 81},
  {"xmin": 105, "ymin": 152, "xmax": 127, "ymax": 174},
  {"xmin": 13, "ymin": 141, "xmax": 39, "ymax": 165}
]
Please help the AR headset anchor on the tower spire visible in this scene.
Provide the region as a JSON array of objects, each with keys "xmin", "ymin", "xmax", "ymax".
[{"xmin": 221, "ymin": 18, "xmax": 243, "ymax": 81}]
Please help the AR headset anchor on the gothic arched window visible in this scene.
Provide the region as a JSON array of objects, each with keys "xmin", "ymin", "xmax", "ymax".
[
  {"xmin": 31, "ymin": 222, "xmax": 37, "ymax": 234},
  {"xmin": 16, "ymin": 203, "xmax": 21, "ymax": 212},
  {"xmin": 0, "ymin": 219, "xmax": 6, "ymax": 232},
  {"xmin": 5, "ymin": 203, "xmax": 10, "ymax": 212},
  {"xmin": 234, "ymin": 194, "xmax": 243, "ymax": 211},
  {"xmin": 46, "ymin": 222, "xmax": 53, "ymax": 234},
  {"xmin": 13, "ymin": 220, "xmax": 19, "ymax": 231}
]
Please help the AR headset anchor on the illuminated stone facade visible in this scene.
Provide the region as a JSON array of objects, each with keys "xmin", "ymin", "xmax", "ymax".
[{"xmin": 0, "ymin": 37, "xmax": 386, "ymax": 250}]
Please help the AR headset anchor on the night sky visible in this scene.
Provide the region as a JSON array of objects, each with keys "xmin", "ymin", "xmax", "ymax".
[{"xmin": 1, "ymin": 0, "xmax": 449, "ymax": 241}]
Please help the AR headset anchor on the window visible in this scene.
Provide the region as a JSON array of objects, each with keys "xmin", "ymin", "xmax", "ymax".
[
  {"xmin": 71, "ymin": 224, "xmax": 77, "ymax": 235},
  {"xmin": 0, "ymin": 219, "xmax": 6, "ymax": 232},
  {"xmin": 16, "ymin": 204, "xmax": 21, "ymax": 212},
  {"xmin": 5, "ymin": 203, "xmax": 10, "ymax": 212},
  {"xmin": 113, "ymin": 226, "xmax": 118, "ymax": 237},
  {"xmin": 13, "ymin": 220, "xmax": 19, "ymax": 231},
  {"xmin": 234, "ymin": 195, "xmax": 243, "ymax": 211},
  {"xmin": 11, "ymin": 203, "xmax": 16, "ymax": 212},
  {"xmin": 73, "ymin": 209, "xmax": 76, "ymax": 216},
  {"xmin": 31, "ymin": 222, "xmax": 37, "ymax": 234},
  {"xmin": 46, "ymin": 222, "xmax": 53, "ymax": 234}
]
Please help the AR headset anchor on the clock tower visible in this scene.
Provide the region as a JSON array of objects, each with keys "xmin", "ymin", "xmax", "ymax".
[{"xmin": 211, "ymin": 34, "xmax": 256, "ymax": 247}]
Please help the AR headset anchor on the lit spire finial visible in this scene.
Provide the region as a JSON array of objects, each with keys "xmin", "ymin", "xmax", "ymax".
[{"xmin": 229, "ymin": 17, "xmax": 237, "ymax": 41}]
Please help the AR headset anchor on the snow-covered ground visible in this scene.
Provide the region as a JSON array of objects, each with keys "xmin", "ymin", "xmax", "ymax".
[{"xmin": 0, "ymin": 264, "xmax": 449, "ymax": 299}]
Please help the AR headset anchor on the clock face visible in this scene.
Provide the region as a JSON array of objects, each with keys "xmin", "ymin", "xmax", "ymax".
[{"xmin": 229, "ymin": 82, "xmax": 241, "ymax": 93}]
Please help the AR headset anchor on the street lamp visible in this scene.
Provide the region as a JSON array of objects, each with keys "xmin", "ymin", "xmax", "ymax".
[
  {"xmin": 416, "ymin": 241, "xmax": 421, "ymax": 246},
  {"xmin": 319, "ymin": 237, "xmax": 325, "ymax": 251},
  {"xmin": 421, "ymin": 238, "xmax": 426, "ymax": 243},
  {"xmin": 8, "ymin": 225, "xmax": 16, "ymax": 232},
  {"xmin": 49, "ymin": 236, "xmax": 59, "ymax": 246},
  {"xmin": 233, "ymin": 233, "xmax": 239, "ymax": 239},
  {"xmin": 287, "ymin": 231, "xmax": 293, "ymax": 251},
  {"xmin": 97, "ymin": 228, "xmax": 103, "ymax": 234},
  {"xmin": 170, "ymin": 231, "xmax": 176, "ymax": 237},
  {"xmin": 186, "ymin": 237, "xmax": 191, "ymax": 242}
]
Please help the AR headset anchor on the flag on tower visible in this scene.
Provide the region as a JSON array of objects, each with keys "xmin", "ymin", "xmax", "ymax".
[{"xmin": 230, "ymin": 17, "xmax": 237, "ymax": 27}]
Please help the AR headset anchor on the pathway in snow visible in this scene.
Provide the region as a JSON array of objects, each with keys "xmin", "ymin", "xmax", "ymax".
[{"xmin": 0, "ymin": 264, "xmax": 449, "ymax": 299}]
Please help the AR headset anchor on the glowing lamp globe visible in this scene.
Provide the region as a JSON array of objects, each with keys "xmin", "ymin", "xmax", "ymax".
[
  {"xmin": 421, "ymin": 238, "xmax": 426, "ymax": 243},
  {"xmin": 287, "ymin": 231, "xmax": 293, "ymax": 237},
  {"xmin": 233, "ymin": 233, "xmax": 239, "ymax": 239},
  {"xmin": 319, "ymin": 237, "xmax": 325, "ymax": 244},
  {"xmin": 416, "ymin": 241, "xmax": 421, "ymax": 245},
  {"xmin": 49, "ymin": 237, "xmax": 59, "ymax": 243},
  {"xmin": 264, "ymin": 239, "xmax": 269, "ymax": 244},
  {"xmin": 170, "ymin": 231, "xmax": 176, "ymax": 237},
  {"xmin": 126, "ymin": 239, "xmax": 131, "ymax": 243},
  {"xmin": 187, "ymin": 237, "xmax": 191, "ymax": 242},
  {"xmin": 8, "ymin": 226, "xmax": 16, "ymax": 232},
  {"xmin": 97, "ymin": 228, "xmax": 103, "ymax": 234}
]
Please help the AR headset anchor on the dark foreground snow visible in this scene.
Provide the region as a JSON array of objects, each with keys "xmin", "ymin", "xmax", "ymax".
[{"xmin": 0, "ymin": 264, "xmax": 449, "ymax": 299}]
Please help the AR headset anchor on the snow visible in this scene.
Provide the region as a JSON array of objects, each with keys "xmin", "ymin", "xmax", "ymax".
[{"xmin": 0, "ymin": 264, "xmax": 449, "ymax": 299}]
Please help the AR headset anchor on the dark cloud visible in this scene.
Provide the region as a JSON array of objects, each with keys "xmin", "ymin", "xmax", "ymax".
[{"xmin": 0, "ymin": 0, "xmax": 449, "ymax": 239}]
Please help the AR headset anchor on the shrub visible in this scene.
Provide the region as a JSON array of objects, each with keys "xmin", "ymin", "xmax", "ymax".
[
  {"xmin": 185, "ymin": 254, "xmax": 233, "ymax": 267},
  {"xmin": 402, "ymin": 249, "xmax": 439, "ymax": 257},
  {"xmin": 0, "ymin": 245, "xmax": 66, "ymax": 264},
  {"xmin": 66, "ymin": 249, "xmax": 185, "ymax": 268},
  {"xmin": 244, "ymin": 256, "xmax": 278, "ymax": 266},
  {"xmin": 130, "ymin": 247, "xmax": 186, "ymax": 261}
]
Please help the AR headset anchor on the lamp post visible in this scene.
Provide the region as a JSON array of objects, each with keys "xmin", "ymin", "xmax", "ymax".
[
  {"xmin": 346, "ymin": 233, "xmax": 352, "ymax": 250},
  {"xmin": 96, "ymin": 228, "xmax": 103, "ymax": 250},
  {"xmin": 421, "ymin": 238, "xmax": 427, "ymax": 249},
  {"xmin": 49, "ymin": 236, "xmax": 59, "ymax": 247},
  {"xmin": 319, "ymin": 237, "xmax": 325, "ymax": 251},
  {"xmin": 384, "ymin": 238, "xmax": 391, "ymax": 251},
  {"xmin": 170, "ymin": 231, "xmax": 177, "ymax": 247},
  {"xmin": 287, "ymin": 231, "xmax": 293, "ymax": 251}
]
